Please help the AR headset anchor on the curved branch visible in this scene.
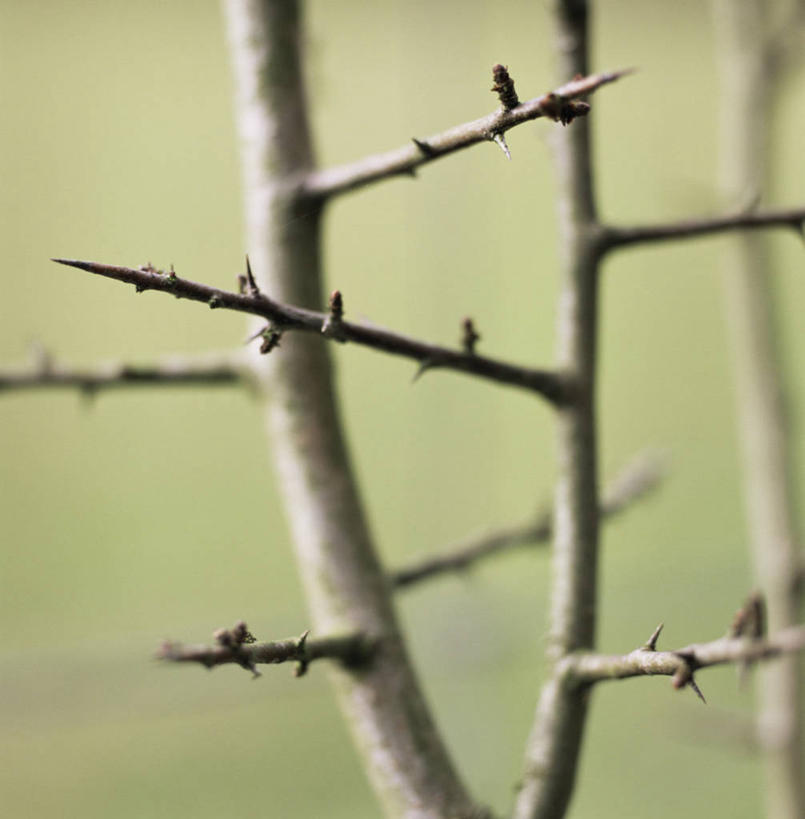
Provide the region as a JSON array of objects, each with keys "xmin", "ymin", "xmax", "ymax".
[
  {"xmin": 51, "ymin": 258, "xmax": 565, "ymax": 403},
  {"xmin": 301, "ymin": 68, "xmax": 632, "ymax": 201},
  {"xmin": 600, "ymin": 207, "xmax": 805, "ymax": 251}
]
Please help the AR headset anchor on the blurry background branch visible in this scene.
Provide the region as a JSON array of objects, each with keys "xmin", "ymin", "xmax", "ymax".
[
  {"xmin": 0, "ymin": 349, "xmax": 253, "ymax": 395},
  {"xmin": 714, "ymin": 2, "xmax": 805, "ymax": 818},
  {"xmin": 391, "ymin": 450, "xmax": 665, "ymax": 590}
]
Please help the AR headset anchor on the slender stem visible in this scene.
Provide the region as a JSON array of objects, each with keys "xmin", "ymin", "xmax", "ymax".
[
  {"xmin": 221, "ymin": 2, "xmax": 484, "ymax": 816},
  {"xmin": 515, "ymin": 2, "xmax": 601, "ymax": 818},
  {"xmin": 390, "ymin": 451, "xmax": 664, "ymax": 590},
  {"xmin": 157, "ymin": 622, "xmax": 375, "ymax": 678},
  {"xmin": 0, "ymin": 351, "xmax": 251, "ymax": 394},
  {"xmin": 301, "ymin": 69, "xmax": 631, "ymax": 201},
  {"xmin": 600, "ymin": 207, "xmax": 805, "ymax": 250},
  {"xmin": 569, "ymin": 625, "xmax": 805, "ymax": 685},
  {"xmin": 51, "ymin": 258, "xmax": 565, "ymax": 403},
  {"xmin": 714, "ymin": 2, "xmax": 804, "ymax": 817}
]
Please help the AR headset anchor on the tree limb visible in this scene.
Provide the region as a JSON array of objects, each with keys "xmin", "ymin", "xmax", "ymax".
[
  {"xmin": 301, "ymin": 68, "xmax": 632, "ymax": 201},
  {"xmin": 514, "ymin": 1, "xmax": 603, "ymax": 817},
  {"xmin": 568, "ymin": 623, "xmax": 805, "ymax": 693},
  {"xmin": 222, "ymin": 3, "xmax": 486, "ymax": 817},
  {"xmin": 157, "ymin": 620, "xmax": 375, "ymax": 679},
  {"xmin": 51, "ymin": 258, "xmax": 566, "ymax": 403},
  {"xmin": 390, "ymin": 450, "xmax": 665, "ymax": 590},
  {"xmin": 0, "ymin": 350, "xmax": 253, "ymax": 395},
  {"xmin": 599, "ymin": 207, "xmax": 805, "ymax": 250}
]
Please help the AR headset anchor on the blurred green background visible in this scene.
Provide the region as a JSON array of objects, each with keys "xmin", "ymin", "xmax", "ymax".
[{"xmin": 2, "ymin": 1, "xmax": 804, "ymax": 816}]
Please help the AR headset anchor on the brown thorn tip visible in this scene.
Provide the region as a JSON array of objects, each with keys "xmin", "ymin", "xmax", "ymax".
[{"xmin": 688, "ymin": 677, "xmax": 707, "ymax": 704}]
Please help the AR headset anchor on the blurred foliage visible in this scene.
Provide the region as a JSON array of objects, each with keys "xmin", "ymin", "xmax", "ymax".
[{"xmin": 1, "ymin": 0, "xmax": 803, "ymax": 817}]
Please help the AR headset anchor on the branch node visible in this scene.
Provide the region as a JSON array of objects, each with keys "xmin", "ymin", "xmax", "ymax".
[
  {"xmin": 641, "ymin": 622, "xmax": 664, "ymax": 652},
  {"xmin": 461, "ymin": 317, "xmax": 481, "ymax": 354},
  {"xmin": 491, "ymin": 63, "xmax": 520, "ymax": 110},
  {"xmin": 672, "ymin": 651, "xmax": 706, "ymax": 703},
  {"xmin": 259, "ymin": 325, "xmax": 283, "ymax": 354},
  {"xmin": 541, "ymin": 93, "xmax": 591, "ymax": 126},
  {"xmin": 321, "ymin": 290, "xmax": 347, "ymax": 342},
  {"xmin": 491, "ymin": 132, "xmax": 511, "ymax": 159},
  {"xmin": 208, "ymin": 294, "xmax": 223, "ymax": 309}
]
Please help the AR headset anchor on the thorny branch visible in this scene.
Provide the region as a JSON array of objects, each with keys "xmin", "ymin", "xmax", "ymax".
[
  {"xmin": 157, "ymin": 620, "xmax": 375, "ymax": 679},
  {"xmin": 300, "ymin": 68, "xmax": 632, "ymax": 200},
  {"xmin": 568, "ymin": 622, "xmax": 805, "ymax": 703},
  {"xmin": 51, "ymin": 258, "xmax": 566, "ymax": 403},
  {"xmin": 390, "ymin": 451, "xmax": 665, "ymax": 589}
]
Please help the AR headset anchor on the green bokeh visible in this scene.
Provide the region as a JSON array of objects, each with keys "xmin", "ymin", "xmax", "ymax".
[{"xmin": 2, "ymin": 1, "xmax": 803, "ymax": 817}]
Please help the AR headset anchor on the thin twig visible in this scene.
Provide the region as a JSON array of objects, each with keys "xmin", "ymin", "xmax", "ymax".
[
  {"xmin": 0, "ymin": 351, "xmax": 252, "ymax": 395},
  {"xmin": 390, "ymin": 450, "xmax": 665, "ymax": 590},
  {"xmin": 51, "ymin": 258, "xmax": 566, "ymax": 403},
  {"xmin": 568, "ymin": 624, "xmax": 805, "ymax": 693},
  {"xmin": 156, "ymin": 620, "xmax": 375, "ymax": 678},
  {"xmin": 301, "ymin": 68, "xmax": 633, "ymax": 200},
  {"xmin": 600, "ymin": 207, "xmax": 805, "ymax": 251}
]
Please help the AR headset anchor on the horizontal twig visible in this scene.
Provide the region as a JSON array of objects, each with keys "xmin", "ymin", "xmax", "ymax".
[
  {"xmin": 600, "ymin": 206, "xmax": 805, "ymax": 250},
  {"xmin": 301, "ymin": 68, "xmax": 632, "ymax": 200},
  {"xmin": 156, "ymin": 620, "xmax": 376, "ymax": 678},
  {"xmin": 51, "ymin": 259, "xmax": 566, "ymax": 403},
  {"xmin": 390, "ymin": 450, "xmax": 665, "ymax": 589},
  {"xmin": 566, "ymin": 623, "xmax": 805, "ymax": 703},
  {"xmin": 0, "ymin": 350, "xmax": 252, "ymax": 395}
]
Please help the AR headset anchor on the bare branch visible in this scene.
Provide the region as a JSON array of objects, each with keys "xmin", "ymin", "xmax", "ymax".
[
  {"xmin": 0, "ymin": 350, "xmax": 252, "ymax": 395},
  {"xmin": 390, "ymin": 450, "xmax": 665, "ymax": 590},
  {"xmin": 157, "ymin": 620, "xmax": 375, "ymax": 679},
  {"xmin": 568, "ymin": 624, "xmax": 805, "ymax": 691},
  {"xmin": 301, "ymin": 68, "xmax": 633, "ymax": 201},
  {"xmin": 51, "ymin": 258, "xmax": 566, "ymax": 403},
  {"xmin": 600, "ymin": 207, "xmax": 805, "ymax": 251},
  {"xmin": 514, "ymin": 2, "xmax": 604, "ymax": 817}
]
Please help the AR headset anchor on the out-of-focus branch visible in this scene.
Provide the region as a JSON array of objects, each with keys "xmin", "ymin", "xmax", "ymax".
[
  {"xmin": 0, "ymin": 350, "xmax": 253, "ymax": 395},
  {"xmin": 390, "ymin": 451, "xmax": 665, "ymax": 590},
  {"xmin": 157, "ymin": 620, "xmax": 375, "ymax": 679},
  {"xmin": 714, "ymin": 2, "xmax": 805, "ymax": 817},
  {"xmin": 300, "ymin": 67, "xmax": 632, "ymax": 201},
  {"xmin": 599, "ymin": 207, "xmax": 805, "ymax": 250},
  {"xmin": 51, "ymin": 258, "xmax": 566, "ymax": 403}
]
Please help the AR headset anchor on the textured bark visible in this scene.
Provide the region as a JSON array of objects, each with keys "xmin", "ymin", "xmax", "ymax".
[
  {"xmin": 222, "ymin": 2, "xmax": 483, "ymax": 817},
  {"xmin": 714, "ymin": 2, "xmax": 805, "ymax": 817}
]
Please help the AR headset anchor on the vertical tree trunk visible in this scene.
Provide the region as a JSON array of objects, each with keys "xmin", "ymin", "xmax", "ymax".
[
  {"xmin": 222, "ymin": 2, "xmax": 481, "ymax": 816},
  {"xmin": 714, "ymin": 2, "xmax": 804, "ymax": 817},
  {"xmin": 514, "ymin": 2, "xmax": 602, "ymax": 817}
]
